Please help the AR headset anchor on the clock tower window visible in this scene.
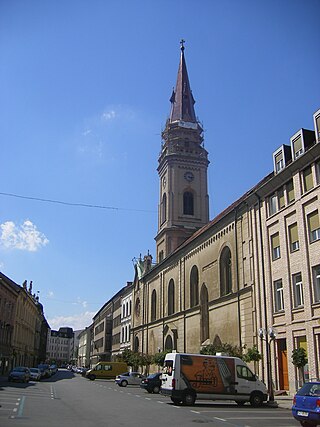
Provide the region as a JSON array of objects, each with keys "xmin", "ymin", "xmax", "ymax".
[
  {"xmin": 183, "ymin": 191, "xmax": 194, "ymax": 215},
  {"xmin": 161, "ymin": 193, "xmax": 167, "ymax": 223}
]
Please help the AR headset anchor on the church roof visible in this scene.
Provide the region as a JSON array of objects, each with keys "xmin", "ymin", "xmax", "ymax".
[{"xmin": 169, "ymin": 40, "xmax": 197, "ymax": 124}]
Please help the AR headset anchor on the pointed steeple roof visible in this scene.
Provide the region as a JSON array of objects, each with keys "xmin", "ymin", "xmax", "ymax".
[{"xmin": 169, "ymin": 40, "xmax": 197, "ymax": 123}]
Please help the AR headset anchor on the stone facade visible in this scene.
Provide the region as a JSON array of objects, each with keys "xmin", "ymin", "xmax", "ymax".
[{"xmin": 131, "ymin": 44, "xmax": 320, "ymax": 396}]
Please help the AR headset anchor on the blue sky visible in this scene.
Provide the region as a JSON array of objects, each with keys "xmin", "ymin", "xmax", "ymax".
[{"xmin": 0, "ymin": 0, "xmax": 319, "ymax": 330}]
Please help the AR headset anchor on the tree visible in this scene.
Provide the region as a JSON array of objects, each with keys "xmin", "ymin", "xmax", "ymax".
[
  {"xmin": 200, "ymin": 342, "xmax": 243, "ymax": 358},
  {"xmin": 153, "ymin": 351, "xmax": 168, "ymax": 368},
  {"xmin": 242, "ymin": 345, "xmax": 262, "ymax": 363},
  {"xmin": 292, "ymin": 347, "xmax": 308, "ymax": 386}
]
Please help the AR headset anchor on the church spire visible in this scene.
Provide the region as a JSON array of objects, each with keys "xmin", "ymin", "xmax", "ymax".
[{"xmin": 169, "ymin": 39, "xmax": 197, "ymax": 123}]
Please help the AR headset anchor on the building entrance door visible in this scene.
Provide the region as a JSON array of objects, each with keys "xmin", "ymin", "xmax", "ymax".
[{"xmin": 278, "ymin": 339, "xmax": 289, "ymax": 390}]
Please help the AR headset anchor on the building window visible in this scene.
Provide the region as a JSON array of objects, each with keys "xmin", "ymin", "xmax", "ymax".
[
  {"xmin": 158, "ymin": 250, "xmax": 164, "ymax": 262},
  {"xmin": 200, "ymin": 284, "xmax": 209, "ymax": 343},
  {"xmin": 303, "ymin": 166, "xmax": 314, "ymax": 193},
  {"xmin": 308, "ymin": 211, "xmax": 320, "ymax": 243},
  {"xmin": 168, "ymin": 279, "xmax": 175, "ymax": 315},
  {"xmin": 274, "ymin": 279, "xmax": 284, "ymax": 312},
  {"xmin": 275, "ymin": 151, "xmax": 284, "ymax": 173},
  {"xmin": 316, "ymin": 161, "xmax": 320, "ymax": 185},
  {"xmin": 278, "ymin": 188, "xmax": 285, "ymax": 209},
  {"xmin": 220, "ymin": 247, "xmax": 232, "ymax": 296},
  {"xmin": 183, "ymin": 191, "xmax": 194, "ymax": 215},
  {"xmin": 293, "ymin": 135, "xmax": 303, "ymax": 159},
  {"xmin": 161, "ymin": 193, "xmax": 167, "ymax": 223},
  {"xmin": 151, "ymin": 290, "xmax": 157, "ymax": 321},
  {"xmin": 190, "ymin": 265, "xmax": 199, "ymax": 307},
  {"xmin": 164, "ymin": 335, "xmax": 173, "ymax": 351},
  {"xmin": 135, "ymin": 298, "xmax": 141, "ymax": 317},
  {"xmin": 312, "ymin": 265, "xmax": 320, "ymax": 303},
  {"xmin": 286, "ymin": 179, "xmax": 295, "ymax": 204},
  {"xmin": 292, "ymin": 273, "xmax": 304, "ymax": 308},
  {"xmin": 289, "ymin": 223, "xmax": 299, "ymax": 252},
  {"xmin": 268, "ymin": 193, "xmax": 278, "ymax": 216},
  {"xmin": 271, "ymin": 233, "xmax": 281, "ymax": 260}
]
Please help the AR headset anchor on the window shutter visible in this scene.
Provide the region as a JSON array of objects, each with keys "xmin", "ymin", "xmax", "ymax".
[
  {"xmin": 308, "ymin": 211, "xmax": 319, "ymax": 232},
  {"xmin": 287, "ymin": 180, "xmax": 295, "ymax": 203},
  {"xmin": 271, "ymin": 233, "xmax": 280, "ymax": 249},
  {"xmin": 303, "ymin": 166, "xmax": 313, "ymax": 192},
  {"xmin": 293, "ymin": 136, "xmax": 302, "ymax": 155},
  {"xmin": 289, "ymin": 223, "xmax": 298, "ymax": 243},
  {"xmin": 278, "ymin": 188, "xmax": 285, "ymax": 209}
]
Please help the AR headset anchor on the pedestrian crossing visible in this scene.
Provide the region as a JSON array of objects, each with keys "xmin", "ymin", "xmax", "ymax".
[{"xmin": 0, "ymin": 382, "xmax": 55, "ymax": 419}]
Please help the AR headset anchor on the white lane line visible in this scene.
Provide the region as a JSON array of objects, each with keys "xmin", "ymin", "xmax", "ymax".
[
  {"xmin": 191, "ymin": 410, "xmax": 200, "ymax": 414},
  {"xmin": 214, "ymin": 417, "xmax": 226, "ymax": 422}
]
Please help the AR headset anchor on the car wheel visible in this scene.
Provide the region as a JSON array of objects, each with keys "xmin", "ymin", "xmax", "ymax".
[
  {"xmin": 88, "ymin": 374, "xmax": 96, "ymax": 381},
  {"xmin": 153, "ymin": 385, "xmax": 160, "ymax": 394},
  {"xmin": 235, "ymin": 400, "xmax": 246, "ymax": 406},
  {"xmin": 121, "ymin": 380, "xmax": 128, "ymax": 387},
  {"xmin": 250, "ymin": 392, "xmax": 263, "ymax": 407},
  {"xmin": 171, "ymin": 397, "xmax": 182, "ymax": 405},
  {"xmin": 147, "ymin": 389, "xmax": 153, "ymax": 393},
  {"xmin": 183, "ymin": 391, "xmax": 196, "ymax": 406}
]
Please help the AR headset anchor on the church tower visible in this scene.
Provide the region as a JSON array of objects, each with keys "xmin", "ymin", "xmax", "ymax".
[{"xmin": 155, "ymin": 41, "xmax": 210, "ymax": 262}]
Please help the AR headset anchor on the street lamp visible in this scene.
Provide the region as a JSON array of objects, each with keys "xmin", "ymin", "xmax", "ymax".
[{"xmin": 258, "ymin": 327, "xmax": 277, "ymax": 406}]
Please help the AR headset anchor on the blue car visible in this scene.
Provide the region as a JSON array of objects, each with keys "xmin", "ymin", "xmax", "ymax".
[{"xmin": 292, "ymin": 381, "xmax": 320, "ymax": 426}]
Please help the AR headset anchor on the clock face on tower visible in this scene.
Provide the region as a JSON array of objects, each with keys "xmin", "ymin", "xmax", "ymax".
[{"xmin": 184, "ymin": 171, "xmax": 194, "ymax": 182}]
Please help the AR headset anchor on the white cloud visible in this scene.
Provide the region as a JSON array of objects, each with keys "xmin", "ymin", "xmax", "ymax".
[
  {"xmin": 0, "ymin": 220, "xmax": 49, "ymax": 252},
  {"xmin": 101, "ymin": 110, "xmax": 116, "ymax": 121},
  {"xmin": 48, "ymin": 311, "xmax": 95, "ymax": 331},
  {"xmin": 48, "ymin": 291, "xmax": 54, "ymax": 298}
]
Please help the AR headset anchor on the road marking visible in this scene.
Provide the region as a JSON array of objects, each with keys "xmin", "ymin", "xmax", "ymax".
[
  {"xmin": 135, "ymin": 395, "xmax": 140, "ymax": 397},
  {"xmin": 191, "ymin": 410, "xmax": 200, "ymax": 414},
  {"xmin": 145, "ymin": 398, "xmax": 151, "ymax": 400},
  {"xmin": 214, "ymin": 417, "xmax": 226, "ymax": 422},
  {"xmin": 227, "ymin": 416, "xmax": 293, "ymax": 420},
  {"xmin": 17, "ymin": 395, "xmax": 25, "ymax": 418}
]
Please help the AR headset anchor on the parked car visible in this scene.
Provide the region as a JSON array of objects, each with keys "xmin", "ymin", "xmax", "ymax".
[
  {"xmin": 140, "ymin": 372, "xmax": 162, "ymax": 393},
  {"xmin": 8, "ymin": 367, "xmax": 31, "ymax": 383},
  {"xmin": 49, "ymin": 364, "xmax": 58, "ymax": 375},
  {"xmin": 115, "ymin": 372, "xmax": 145, "ymax": 387},
  {"xmin": 292, "ymin": 381, "xmax": 320, "ymax": 426},
  {"xmin": 38, "ymin": 364, "xmax": 51, "ymax": 378},
  {"xmin": 29, "ymin": 368, "xmax": 42, "ymax": 381}
]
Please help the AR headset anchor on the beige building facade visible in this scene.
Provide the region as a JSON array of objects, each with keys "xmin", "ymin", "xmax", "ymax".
[{"xmin": 131, "ymin": 44, "xmax": 320, "ymax": 396}]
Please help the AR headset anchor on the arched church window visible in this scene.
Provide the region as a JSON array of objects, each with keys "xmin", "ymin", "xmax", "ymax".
[
  {"xmin": 190, "ymin": 265, "xmax": 199, "ymax": 307},
  {"xmin": 183, "ymin": 191, "xmax": 194, "ymax": 215},
  {"xmin": 168, "ymin": 279, "xmax": 175, "ymax": 315},
  {"xmin": 134, "ymin": 336, "xmax": 139, "ymax": 352},
  {"xmin": 151, "ymin": 289, "xmax": 157, "ymax": 321},
  {"xmin": 135, "ymin": 298, "xmax": 141, "ymax": 317},
  {"xmin": 220, "ymin": 246, "xmax": 232, "ymax": 296},
  {"xmin": 164, "ymin": 335, "xmax": 173, "ymax": 351},
  {"xmin": 200, "ymin": 284, "xmax": 209, "ymax": 343}
]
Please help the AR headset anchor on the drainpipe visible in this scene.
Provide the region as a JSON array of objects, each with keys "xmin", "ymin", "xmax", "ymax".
[
  {"xmin": 255, "ymin": 193, "xmax": 269, "ymax": 387},
  {"xmin": 183, "ymin": 257, "xmax": 186, "ymax": 353},
  {"xmin": 234, "ymin": 207, "xmax": 242, "ymax": 349}
]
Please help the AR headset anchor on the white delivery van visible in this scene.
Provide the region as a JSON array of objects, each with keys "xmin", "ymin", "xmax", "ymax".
[{"xmin": 161, "ymin": 352, "xmax": 268, "ymax": 406}]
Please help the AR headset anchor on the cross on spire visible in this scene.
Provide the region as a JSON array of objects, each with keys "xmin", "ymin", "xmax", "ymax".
[{"xmin": 180, "ymin": 39, "xmax": 185, "ymax": 52}]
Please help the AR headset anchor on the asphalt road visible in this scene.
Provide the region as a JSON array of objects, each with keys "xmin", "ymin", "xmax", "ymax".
[{"xmin": 0, "ymin": 369, "xmax": 300, "ymax": 427}]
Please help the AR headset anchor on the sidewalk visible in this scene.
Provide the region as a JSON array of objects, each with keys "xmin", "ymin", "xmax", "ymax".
[{"xmin": 272, "ymin": 395, "xmax": 293, "ymax": 410}]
